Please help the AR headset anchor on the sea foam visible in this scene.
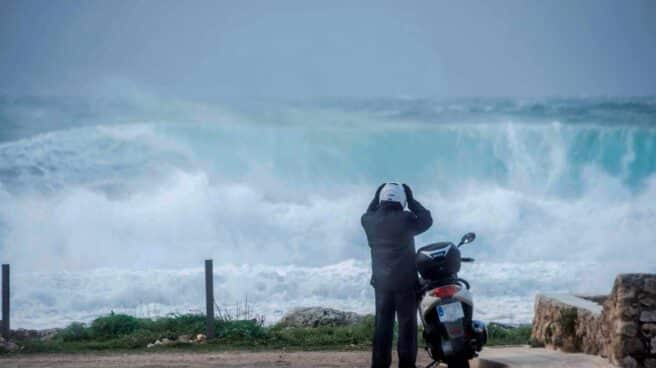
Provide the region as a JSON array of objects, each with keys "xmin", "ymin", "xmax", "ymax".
[{"xmin": 0, "ymin": 97, "xmax": 654, "ymax": 328}]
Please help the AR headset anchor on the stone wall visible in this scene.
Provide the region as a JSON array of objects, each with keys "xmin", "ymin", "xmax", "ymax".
[
  {"xmin": 602, "ymin": 274, "xmax": 656, "ymax": 368},
  {"xmin": 531, "ymin": 274, "xmax": 656, "ymax": 368},
  {"xmin": 531, "ymin": 294, "xmax": 604, "ymax": 354}
]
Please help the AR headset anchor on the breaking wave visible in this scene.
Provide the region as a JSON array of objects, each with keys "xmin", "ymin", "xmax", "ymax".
[{"xmin": 0, "ymin": 96, "xmax": 655, "ymax": 327}]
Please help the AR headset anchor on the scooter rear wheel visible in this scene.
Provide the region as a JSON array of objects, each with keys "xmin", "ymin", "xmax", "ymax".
[{"xmin": 446, "ymin": 357, "xmax": 470, "ymax": 368}]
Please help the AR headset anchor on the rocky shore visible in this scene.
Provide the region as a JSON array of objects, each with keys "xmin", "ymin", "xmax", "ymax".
[
  {"xmin": 0, "ymin": 307, "xmax": 371, "ymax": 353},
  {"xmin": 277, "ymin": 307, "xmax": 366, "ymax": 328},
  {"xmin": 0, "ymin": 326, "xmax": 60, "ymax": 352}
]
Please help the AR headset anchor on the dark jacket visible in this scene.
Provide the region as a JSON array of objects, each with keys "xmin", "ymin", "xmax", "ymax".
[{"xmin": 361, "ymin": 198, "xmax": 433, "ymax": 291}]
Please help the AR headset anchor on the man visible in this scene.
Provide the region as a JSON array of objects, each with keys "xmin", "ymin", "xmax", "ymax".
[{"xmin": 361, "ymin": 182, "xmax": 433, "ymax": 368}]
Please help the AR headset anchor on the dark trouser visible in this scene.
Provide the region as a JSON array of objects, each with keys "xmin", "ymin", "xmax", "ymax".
[{"xmin": 372, "ymin": 288, "xmax": 418, "ymax": 368}]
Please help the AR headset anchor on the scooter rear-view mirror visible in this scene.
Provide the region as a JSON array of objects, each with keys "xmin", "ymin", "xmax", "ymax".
[{"xmin": 457, "ymin": 232, "xmax": 476, "ymax": 247}]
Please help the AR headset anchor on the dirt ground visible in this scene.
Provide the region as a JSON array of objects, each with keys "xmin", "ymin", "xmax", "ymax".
[{"xmin": 0, "ymin": 347, "xmax": 616, "ymax": 368}]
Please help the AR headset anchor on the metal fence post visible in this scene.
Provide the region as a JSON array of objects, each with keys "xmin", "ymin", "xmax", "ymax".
[
  {"xmin": 2, "ymin": 264, "xmax": 9, "ymax": 340},
  {"xmin": 205, "ymin": 259, "xmax": 215, "ymax": 339}
]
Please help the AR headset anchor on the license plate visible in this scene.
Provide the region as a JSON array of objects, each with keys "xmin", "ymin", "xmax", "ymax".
[{"xmin": 437, "ymin": 302, "xmax": 464, "ymax": 322}]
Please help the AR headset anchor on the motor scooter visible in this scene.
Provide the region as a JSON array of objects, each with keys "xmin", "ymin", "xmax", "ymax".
[{"xmin": 416, "ymin": 232, "xmax": 487, "ymax": 368}]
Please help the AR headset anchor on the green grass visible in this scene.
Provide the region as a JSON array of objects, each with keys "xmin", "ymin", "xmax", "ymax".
[
  {"xmin": 486, "ymin": 323, "xmax": 532, "ymax": 346},
  {"xmin": 5, "ymin": 313, "xmax": 532, "ymax": 354},
  {"xmin": 10, "ymin": 313, "xmax": 374, "ymax": 354}
]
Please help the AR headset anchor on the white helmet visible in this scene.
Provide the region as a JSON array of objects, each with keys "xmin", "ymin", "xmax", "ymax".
[{"xmin": 379, "ymin": 182, "xmax": 407, "ymax": 207}]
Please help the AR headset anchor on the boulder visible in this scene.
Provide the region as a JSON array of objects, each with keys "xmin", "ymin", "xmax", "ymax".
[
  {"xmin": 0, "ymin": 336, "xmax": 20, "ymax": 352},
  {"xmin": 177, "ymin": 334, "xmax": 192, "ymax": 343},
  {"xmin": 278, "ymin": 307, "xmax": 365, "ymax": 328},
  {"xmin": 39, "ymin": 328, "xmax": 60, "ymax": 342}
]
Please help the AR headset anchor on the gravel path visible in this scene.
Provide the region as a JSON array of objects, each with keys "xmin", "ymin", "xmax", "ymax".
[{"xmin": 0, "ymin": 347, "xmax": 616, "ymax": 367}]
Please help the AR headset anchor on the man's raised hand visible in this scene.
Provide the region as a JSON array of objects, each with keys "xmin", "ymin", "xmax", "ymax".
[
  {"xmin": 402, "ymin": 183, "xmax": 414, "ymax": 203},
  {"xmin": 374, "ymin": 183, "xmax": 385, "ymax": 202}
]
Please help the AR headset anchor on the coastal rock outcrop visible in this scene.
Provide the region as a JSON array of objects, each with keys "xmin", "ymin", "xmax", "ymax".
[{"xmin": 278, "ymin": 307, "xmax": 365, "ymax": 327}]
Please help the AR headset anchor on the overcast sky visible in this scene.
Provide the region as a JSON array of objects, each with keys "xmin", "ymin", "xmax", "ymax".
[{"xmin": 1, "ymin": 0, "xmax": 655, "ymax": 98}]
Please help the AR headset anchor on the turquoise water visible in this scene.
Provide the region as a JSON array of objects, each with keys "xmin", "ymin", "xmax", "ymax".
[{"xmin": 0, "ymin": 96, "xmax": 655, "ymax": 327}]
